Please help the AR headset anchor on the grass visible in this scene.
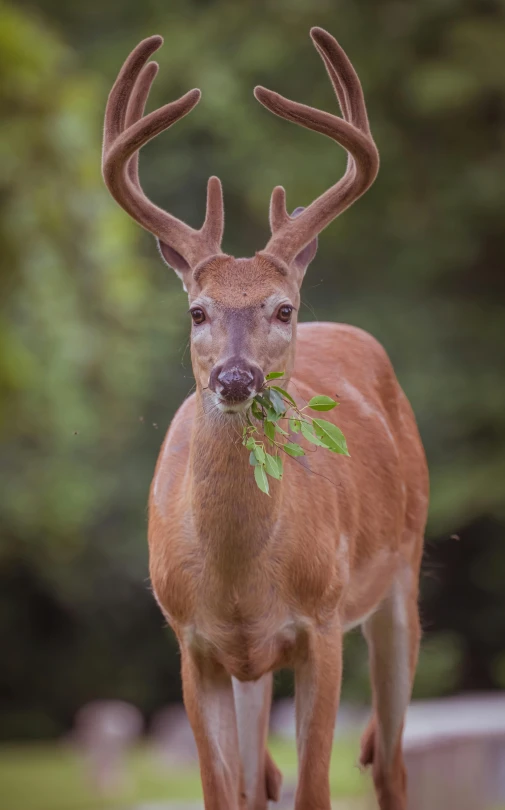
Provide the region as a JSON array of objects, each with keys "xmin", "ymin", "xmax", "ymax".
[
  {"xmin": 271, "ymin": 736, "xmax": 368, "ymax": 798},
  {"xmin": 0, "ymin": 736, "xmax": 369, "ymax": 810}
]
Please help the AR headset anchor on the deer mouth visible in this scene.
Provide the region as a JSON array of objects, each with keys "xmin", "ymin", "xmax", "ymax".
[{"xmin": 213, "ymin": 394, "xmax": 254, "ymax": 414}]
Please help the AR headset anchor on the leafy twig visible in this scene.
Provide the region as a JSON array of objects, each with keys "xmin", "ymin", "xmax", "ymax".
[{"xmin": 242, "ymin": 371, "xmax": 349, "ymax": 495}]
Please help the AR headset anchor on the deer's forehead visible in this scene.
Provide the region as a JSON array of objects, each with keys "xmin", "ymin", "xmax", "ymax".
[{"xmin": 194, "ymin": 256, "xmax": 293, "ymax": 307}]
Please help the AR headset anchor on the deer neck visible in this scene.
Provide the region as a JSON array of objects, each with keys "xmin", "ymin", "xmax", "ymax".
[{"xmin": 189, "ymin": 390, "xmax": 281, "ymax": 577}]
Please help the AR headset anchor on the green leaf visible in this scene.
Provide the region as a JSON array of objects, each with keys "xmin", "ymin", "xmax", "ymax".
[
  {"xmin": 251, "ymin": 399, "xmax": 264, "ymax": 420},
  {"xmin": 249, "ymin": 451, "xmax": 259, "ymax": 466},
  {"xmin": 289, "ymin": 418, "xmax": 301, "ymax": 433},
  {"xmin": 265, "ymin": 452, "xmax": 282, "ymax": 480},
  {"xmin": 254, "ymin": 394, "xmax": 270, "ymax": 409},
  {"xmin": 270, "ymin": 385, "xmax": 297, "ymax": 407},
  {"xmin": 274, "ymin": 423, "xmax": 288, "ymax": 436},
  {"xmin": 313, "ymin": 419, "xmax": 350, "ymax": 455},
  {"xmin": 283, "ymin": 442, "xmax": 305, "ymax": 457},
  {"xmin": 254, "ymin": 464, "xmax": 270, "ymax": 495},
  {"xmin": 275, "ymin": 455, "xmax": 283, "ymax": 478},
  {"xmin": 267, "ymin": 387, "xmax": 286, "ymax": 415},
  {"xmin": 308, "ymin": 395, "xmax": 338, "ymax": 411},
  {"xmin": 265, "ymin": 371, "xmax": 285, "ymax": 380},
  {"xmin": 264, "ymin": 420, "xmax": 276, "ymax": 443},
  {"xmin": 300, "ymin": 420, "xmax": 327, "ymax": 446},
  {"xmin": 257, "ymin": 391, "xmax": 284, "ymax": 419},
  {"xmin": 253, "ymin": 444, "xmax": 266, "ymax": 465},
  {"xmin": 254, "ymin": 395, "xmax": 277, "ymax": 420},
  {"xmin": 245, "ymin": 437, "xmax": 256, "ymax": 452}
]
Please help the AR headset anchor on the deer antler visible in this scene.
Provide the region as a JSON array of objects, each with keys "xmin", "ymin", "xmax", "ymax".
[
  {"xmin": 254, "ymin": 27, "xmax": 379, "ymax": 266},
  {"xmin": 102, "ymin": 36, "xmax": 224, "ymax": 269}
]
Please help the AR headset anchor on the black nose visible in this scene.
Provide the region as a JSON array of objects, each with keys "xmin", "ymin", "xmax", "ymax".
[{"xmin": 209, "ymin": 360, "xmax": 264, "ymax": 403}]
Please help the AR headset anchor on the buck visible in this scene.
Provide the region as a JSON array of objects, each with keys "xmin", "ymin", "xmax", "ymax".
[{"xmin": 102, "ymin": 27, "xmax": 428, "ymax": 810}]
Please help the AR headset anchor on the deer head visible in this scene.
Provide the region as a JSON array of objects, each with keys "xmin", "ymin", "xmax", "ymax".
[{"xmin": 102, "ymin": 28, "xmax": 379, "ymax": 413}]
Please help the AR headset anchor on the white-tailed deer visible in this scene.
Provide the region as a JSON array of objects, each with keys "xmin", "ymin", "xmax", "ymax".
[{"xmin": 103, "ymin": 27, "xmax": 429, "ymax": 810}]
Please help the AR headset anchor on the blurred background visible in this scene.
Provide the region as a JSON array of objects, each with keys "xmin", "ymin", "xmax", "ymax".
[{"xmin": 1, "ymin": 0, "xmax": 504, "ymax": 807}]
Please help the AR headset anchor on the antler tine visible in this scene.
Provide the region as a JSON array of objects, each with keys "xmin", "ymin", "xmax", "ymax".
[
  {"xmin": 102, "ymin": 37, "xmax": 224, "ymax": 269},
  {"xmin": 311, "ymin": 27, "xmax": 371, "ymax": 135},
  {"xmin": 124, "ymin": 60, "xmax": 159, "ymax": 185},
  {"xmin": 254, "ymin": 27, "xmax": 379, "ymax": 266},
  {"xmin": 202, "ymin": 176, "xmax": 225, "ymax": 248},
  {"xmin": 103, "ymin": 36, "xmax": 162, "ymax": 158}
]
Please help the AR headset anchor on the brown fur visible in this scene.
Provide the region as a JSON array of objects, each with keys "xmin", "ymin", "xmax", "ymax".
[{"xmin": 103, "ymin": 27, "xmax": 428, "ymax": 810}]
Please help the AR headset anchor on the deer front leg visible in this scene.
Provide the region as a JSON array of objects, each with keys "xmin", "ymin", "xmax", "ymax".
[
  {"xmin": 232, "ymin": 674, "xmax": 282, "ymax": 810},
  {"xmin": 294, "ymin": 622, "xmax": 343, "ymax": 810},
  {"xmin": 181, "ymin": 647, "xmax": 245, "ymax": 810}
]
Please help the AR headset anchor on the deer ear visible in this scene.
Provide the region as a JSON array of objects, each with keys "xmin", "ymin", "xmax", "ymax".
[
  {"xmin": 290, "ymin": 207, "xmax": 318, "ymax": 276},
  {"xmin": 157, "ymin": 238, "xmax": 192, "ymax": 288}
]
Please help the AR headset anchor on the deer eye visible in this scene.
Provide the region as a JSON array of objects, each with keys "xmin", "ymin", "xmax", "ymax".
[
  {"xmin": 277, "ymin": 305, "xmax": 293, "ymax": 323},
  {"xmin": 190, "ymin": 308, "xmax": 206, "ymax": 325}
]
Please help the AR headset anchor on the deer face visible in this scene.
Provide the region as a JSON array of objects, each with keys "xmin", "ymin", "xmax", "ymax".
[
  {"xmin": 156, "ymin": 212, "xmax": 317, "ymax": 413},
  {"xmin": 185, "ymin": 255, "xmax": 303, "ymax": 413}
]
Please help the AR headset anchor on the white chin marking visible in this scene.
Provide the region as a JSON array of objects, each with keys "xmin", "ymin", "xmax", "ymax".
[{"xmin": 215, "ymin": 397, "xmax": 253, "ymax": 414}]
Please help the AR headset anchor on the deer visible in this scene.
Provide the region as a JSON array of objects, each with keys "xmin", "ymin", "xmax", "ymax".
[{"xmin": 102, "ymin": 26, "xmax": 429, "ymax": 810}]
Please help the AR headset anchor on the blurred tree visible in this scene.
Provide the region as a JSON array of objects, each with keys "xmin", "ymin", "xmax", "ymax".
[
  {"xmin": 1, "ymin": 0, "xmax": 504, "ymax": 737},
  {"xmin": 0, "ymin": 1, "xmax": 189, "ymax": 739}
]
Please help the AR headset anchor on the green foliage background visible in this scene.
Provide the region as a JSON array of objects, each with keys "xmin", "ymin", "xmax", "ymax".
[{"xmin": 1, "ymin": 0, "xmax": 504, "ymax": 739}]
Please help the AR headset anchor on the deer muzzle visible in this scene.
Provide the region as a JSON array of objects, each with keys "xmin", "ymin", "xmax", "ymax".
[{"xmin": 209, "ymin": 360, "xmax": 264, "ymax": 407}]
